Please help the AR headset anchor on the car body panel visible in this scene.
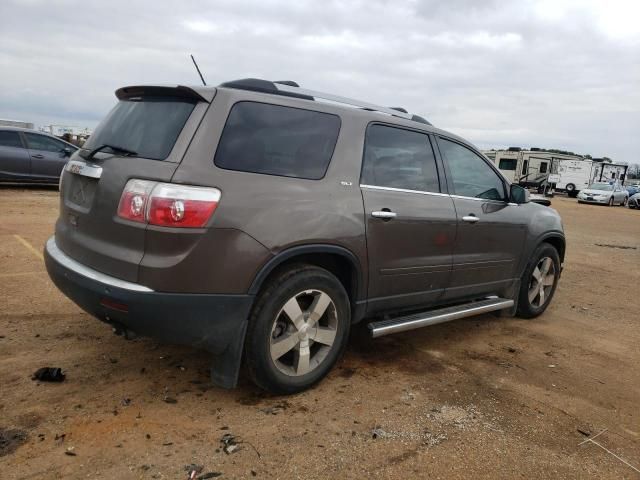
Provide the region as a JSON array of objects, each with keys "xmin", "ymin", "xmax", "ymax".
[
  {"xmin": 361, "ymin": 186, "xmax": 456, "ymax": 314},
  {"xmin": 0, "ymin": 127, "xmax": 77, "ymax": 183}
]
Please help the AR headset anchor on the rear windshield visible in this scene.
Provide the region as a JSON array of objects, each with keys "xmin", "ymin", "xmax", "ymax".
[
  {"xmin": 84, "ymin": 96, "xmax": 196, "ymax": 160},
  {"xmin": 214, "ymin": 101, "xmax": 341, "ymax": 180}
]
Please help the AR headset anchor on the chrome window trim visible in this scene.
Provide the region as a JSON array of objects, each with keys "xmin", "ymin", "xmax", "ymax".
[
  {"xmin": 360, "ymin": 184, "xmax": 509, "ymax": 204},
  {"xmin": 65, "ymin": 160, "xmax": 103, "ymax": 179},
  {"xmin": 449, "ymin": 194, "xmax": 508, "ymax": 204},
  {"xmin": 46, "ymin": 237, "xmax": 153, "ymax": 292},
  {"xmin": 360, "ymin": 184, "xmax": 448, "ymax": 197}
]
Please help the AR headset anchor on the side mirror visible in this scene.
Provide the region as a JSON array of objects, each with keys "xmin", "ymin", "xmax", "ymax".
[
  {"xmin": 510, "ymin": 184, "xmax": 530, "ymax": 204},
  {"xmin": 62, "ymin": 147, "xmax": 73, "ymax": 157}
]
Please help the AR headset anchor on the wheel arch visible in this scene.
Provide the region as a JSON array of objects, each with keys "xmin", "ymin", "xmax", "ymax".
[
  {"xmin": 248, "ymin": 244, "xmax": 366, "ymax": 321},
  {"xmin": 539, "ymin": 234, "xmax": 566, "ymax": 264}
]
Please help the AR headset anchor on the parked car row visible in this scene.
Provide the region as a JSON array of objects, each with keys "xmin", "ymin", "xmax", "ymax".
[{"xmin": 0, "ymin": 127, "xmax": 78, "ymax": 184}]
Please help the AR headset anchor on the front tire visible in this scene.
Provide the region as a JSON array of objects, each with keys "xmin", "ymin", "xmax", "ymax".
[
  {"xmin": 608, "ymin": 197, "xmax": 614, "ymax": 206},
  {"xmin": 245, "ymin": 265, "xmax": 350, "ymax": 394},
  {"xmin": 516, "ymin": 243, "xmax": 560, "ymax": 319}
]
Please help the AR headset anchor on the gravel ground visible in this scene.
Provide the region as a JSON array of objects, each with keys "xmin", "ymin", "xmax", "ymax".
[{"xmin": 1, "ymin": 187, "xmax": 639, "ymax": 479}]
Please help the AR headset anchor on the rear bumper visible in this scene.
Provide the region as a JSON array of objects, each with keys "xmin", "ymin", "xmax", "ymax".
[{"xmin": 44, "ymin": 236, "xmax": 253, "ymax": 387}]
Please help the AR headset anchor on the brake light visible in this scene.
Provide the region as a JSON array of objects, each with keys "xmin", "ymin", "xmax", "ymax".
[
  {"xmin": 117, "ymin": 179, "xmax": 155, "ymax": 223},
  {"xmin": 117, "ymin": 180, "xmax": 220, "ymax": 228}
]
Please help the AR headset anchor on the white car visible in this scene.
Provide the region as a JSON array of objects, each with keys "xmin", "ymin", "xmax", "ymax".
[
  {"xmin": 629, "ymin": 193, "xmax": 640, "ymax": 209},
  {"xmin": 577, "ymin": 182, "xmax": 628, "ymax": 206}
]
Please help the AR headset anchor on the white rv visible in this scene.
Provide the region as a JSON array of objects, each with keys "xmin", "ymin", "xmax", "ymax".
[
  {"xmin": 550, "ymin": 159, "xmax": 593, "ymax": 195},
  {"xmin": 483, "ymin": 149, "xmax": 584, "ymax": 189},
  {"xmin": 483, "ymin": 149, "xmax": 628, "ymax": 197}
]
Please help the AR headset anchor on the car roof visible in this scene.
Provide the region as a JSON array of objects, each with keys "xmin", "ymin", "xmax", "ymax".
[{"xmin": 115, "ymin": 80, "xmax": 475, "ymax": 151}]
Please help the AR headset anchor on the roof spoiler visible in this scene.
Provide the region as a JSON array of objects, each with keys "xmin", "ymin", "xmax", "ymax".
[{"xmin": 115, "ymin": 85, "xmax": 213, "ymax": 103}]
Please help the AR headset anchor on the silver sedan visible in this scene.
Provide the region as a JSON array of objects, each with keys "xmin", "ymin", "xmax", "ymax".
[{"xmin": 577, "ymin": 183, "xmax": 628, "ymax": 206}]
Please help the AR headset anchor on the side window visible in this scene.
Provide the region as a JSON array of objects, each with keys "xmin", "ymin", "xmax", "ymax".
[
  {"xmin": 0, "ymin": 131, "xmax": 24, "ymax": 148},
  {"xmin": 438, "ymin": 138, "xmax": 506, "ymax": 201},
  {"xmin": 25, "ymin": 133, "xmax": 65, "ymax": 153},
  {"xmin": 361, "ymin": 124, "xmax": 440, "ymax": 193},
  {"xmin": 214, "ymin": 102, "xmax": 341, "ymax": 180}
]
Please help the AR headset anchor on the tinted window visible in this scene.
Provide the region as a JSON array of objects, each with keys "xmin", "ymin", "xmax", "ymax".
[
  {"xmin": 539, "ymin": 162, "xmax": 548, "ymax": 173},
  {"xmin": 214, "ymin": 102, "xmax": 340, "ymax": 180},
  {"xmin": 498, "ymin": 158, "xmax": 517, "ymax": 170},
  {"xmin": 439, "ymin": 138, "xmax": 506, "ymax": 201},
  {"xmin": 25, "ymin": 133, "xmax": 65, "ymax": 153},
  {"xmin": 84, "ymin": 97, "xmax": 196, "ymax": 160},
  {"xmin": 361, "ymin": 124, "xmax": 439, "ymax": 192},
  {"xmin": 0, "ymin": 131, "xmax": 23, "ymax": 148}
]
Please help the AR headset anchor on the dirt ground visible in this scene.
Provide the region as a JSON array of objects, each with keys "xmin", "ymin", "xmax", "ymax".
[{"xmin": 1, "ymin": 187, "xmax": 639, "ymax": 479}]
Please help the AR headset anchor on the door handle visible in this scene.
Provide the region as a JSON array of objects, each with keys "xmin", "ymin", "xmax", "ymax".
[
  {"xmin": 462, "ymin": 215, "xmax": 479, "ymax": 223},
  {"xmin": 32, "ymin": 154, "xmax": 44, "ymax": 159},
  {"xmin": 371, "ymin": 210, "xmax": 397, "ymax": 219}
]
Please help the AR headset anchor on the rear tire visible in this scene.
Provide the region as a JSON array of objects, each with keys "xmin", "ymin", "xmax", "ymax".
[
  {"xmin": 245, "ymin": 265, "xmax": 350, "ymax": 394},
  {"xmin": 516, "ymin": 243, "xmax": 560, "ymax": 319},
  {"xmin": 620, "ymin": 197, "xmax": 627, "ymax": 207}
]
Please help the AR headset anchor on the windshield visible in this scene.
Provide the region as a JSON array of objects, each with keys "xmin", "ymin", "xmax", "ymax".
[
  {"xmin": 84, "ymin": 96, "xmax": 196, "ymax": 160},
  {"xmin": 588, "ymin": 183, "xmax": 613, "ymax": 191}
]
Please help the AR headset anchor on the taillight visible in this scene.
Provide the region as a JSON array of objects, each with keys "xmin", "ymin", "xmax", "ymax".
[
  {"xmin": 117, "ymin": 180, "xmax": 220, "ymax": 228},
  {"xmin": 117, "ymin": 179, "xmax": 155, "ymax": 223}
]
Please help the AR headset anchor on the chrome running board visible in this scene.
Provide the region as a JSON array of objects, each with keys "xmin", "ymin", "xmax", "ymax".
[{"xmin": 368, "ymin": 297, "xmax": 514, "ymax": 338}]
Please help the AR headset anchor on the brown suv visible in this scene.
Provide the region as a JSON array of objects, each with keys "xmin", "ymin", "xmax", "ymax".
[{"xmin": 44, "ymin": 79, "xmax": 565, "ymax": 394}]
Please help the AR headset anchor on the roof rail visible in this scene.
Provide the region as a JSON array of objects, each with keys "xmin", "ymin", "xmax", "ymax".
[{"xmin": 218, "ymin": 78, "xmax": 432, "ymax": 125}]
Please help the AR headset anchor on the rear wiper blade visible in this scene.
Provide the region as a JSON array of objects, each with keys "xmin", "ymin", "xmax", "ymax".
[{"xmin": 86, "ymin": 144, "xmax": 138, "ymax": 161}]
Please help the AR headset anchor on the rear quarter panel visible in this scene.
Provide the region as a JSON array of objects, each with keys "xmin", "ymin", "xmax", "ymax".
[{"xmin": 170, "ymin": 88, "xmax": 368, "ymax": 295}]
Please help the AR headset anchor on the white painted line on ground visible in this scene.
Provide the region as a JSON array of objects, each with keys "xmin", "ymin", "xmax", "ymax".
[
  {"xmin": 13, "ymin": 234, "xmax": 44, "ymax": 261},
  {"xmin": 0, "ymin": 271, "xmax": 42, "ymax": 278}
]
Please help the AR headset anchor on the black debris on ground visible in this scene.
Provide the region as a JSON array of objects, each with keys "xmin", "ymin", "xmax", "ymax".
[{"xmin": 31, "ymin": 367, "xmax": 65, "ymax": 382}]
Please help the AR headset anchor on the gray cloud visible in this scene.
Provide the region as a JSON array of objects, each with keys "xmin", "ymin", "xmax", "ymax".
[{"xmin": 0, "ymin": 0, "xmax": 638, "ymax": 162}]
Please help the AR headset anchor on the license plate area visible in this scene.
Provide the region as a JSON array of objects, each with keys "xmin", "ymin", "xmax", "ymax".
[
  {"xmin": 65, "ymin": 173, "xmax": 98, "ymax": 212},
  {"xmin": 587, "ymin": 197, "xmax": 594, "ymax": 201}
]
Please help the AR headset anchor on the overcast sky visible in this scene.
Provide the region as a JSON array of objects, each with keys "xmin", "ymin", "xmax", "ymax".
[{"xmin": 1, "ymin": 0, "xmax": 638, "ymax": 162}]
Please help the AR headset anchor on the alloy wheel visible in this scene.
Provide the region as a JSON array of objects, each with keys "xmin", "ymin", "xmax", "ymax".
[
  {"xmin": 269, "ymin": 289, "xmax": 338, "ymax": 377},
  {"xmin": 528, "ymin": 257, "xmax": 556, "ymax": 308}
]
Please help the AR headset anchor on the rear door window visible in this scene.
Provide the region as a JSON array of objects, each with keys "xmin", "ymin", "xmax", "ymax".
[
  {"xmin": 24, "ymin": 133, "xmax": 66, "ymax": 152},
  {"xmin": 214, "ymin": 102, "xmax": 341, "ymax": 180},
  {"xmin": 0, "ymin": 131, "xmax": 24, "ymax": 148},
  {"xmin": 84, "ymin": 97, "xmax": 196, "ymax": 160},
  {"xmin": 361, "ymin": 124, "xmax": 440, "ymax": 193}
]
